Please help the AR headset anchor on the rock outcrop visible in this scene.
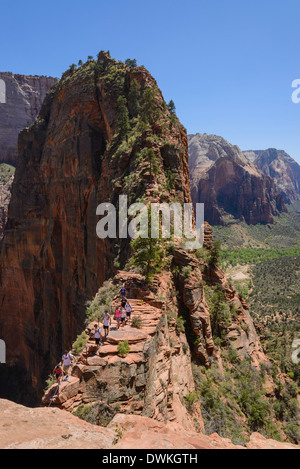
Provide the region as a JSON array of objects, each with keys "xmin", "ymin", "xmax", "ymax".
[
  {"xmin": 0, "ymin": 399, "xmax": 298, "ymax": 449},
  {"xmin": 244, "ymin": 149, "xmax": 300, "ymax": 202},
  {"xmin": 189, "ymin": 134, "xmax": 287, "ymax": 225},
  {"xmin": 0, "ymin": 53, "xmax": 192, "ymax": 404},
  {"xmin": 0, "ymin": 73, "xmax": 58, "ymax": 165},
  {"xmin": 42, "ymin": 271, "xmax": 204, "ymax": 433}
]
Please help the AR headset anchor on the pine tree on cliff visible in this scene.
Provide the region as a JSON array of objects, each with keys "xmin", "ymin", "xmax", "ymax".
[
  {"xmin": 168, "ymin": 100, "xmax": 176, "ymax": 114},
  {"xmin": 117, "ymin": 95, "xmax": 130, "ymax": 138},
  {"xmin": 129, "ymin": 208, "xmax": 165, "ymax": 282},
  {"xmin": 140, "ymin": 148, "xmax": 160, "ymax": 179},
  {"xmin": 125, "ymin": 58, "xmax": 137, "ymax": 69},
  {"xmin": 142, "ymin": 87, "xmax": 158, "ymax": 123},
  {"xmin": 128, "ymin": 79, "xmax": 141, "ymax": 118}
]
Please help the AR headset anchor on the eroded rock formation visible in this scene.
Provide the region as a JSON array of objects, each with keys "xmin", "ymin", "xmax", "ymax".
[
  {"xmin": 0, "ymin": 53, "xmax": 192, "ymax": 404},
  {"xmin": 189, "ymin": 134, "xmax": 287, "ymax": 225}
]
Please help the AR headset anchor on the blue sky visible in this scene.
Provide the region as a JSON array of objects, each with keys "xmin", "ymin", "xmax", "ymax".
[{"xmin": 1, "ymin": 0, "xmax": 300, "ymax": 162}]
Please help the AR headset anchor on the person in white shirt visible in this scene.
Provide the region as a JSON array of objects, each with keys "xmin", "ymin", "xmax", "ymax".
[
  {"xmin": 62, "ymin": 351, "xmax": 73, "ymax": 380},
  {"xmin": 94, "ymin": 324, "xmax": 102, "ymax": 347},
  {"xmin": 103, "ymin": 311, "xmax": 111, "ymax": 337},
  {"xmin": 125, "ymin": 302, "xmax": 132, "ymax": 324}
]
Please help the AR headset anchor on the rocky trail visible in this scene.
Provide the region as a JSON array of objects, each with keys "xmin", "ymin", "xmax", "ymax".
[{"xmin": 43, "ymin": 296, "xmax": 164, "ymax": 412}]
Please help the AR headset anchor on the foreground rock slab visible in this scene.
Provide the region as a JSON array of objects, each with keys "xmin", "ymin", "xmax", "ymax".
[
  {"xmin": 0, "ymin": 400, "xmax": 298, "ymax": 450},
  {"xmin": 0, "ymin": 399, "xmax": 114, "ymax": 449}
]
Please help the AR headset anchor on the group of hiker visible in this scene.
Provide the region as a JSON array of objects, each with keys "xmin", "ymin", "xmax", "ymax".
[
  {"xmin": 93, "ymin": 285, "xmax": 132, "ymax": 346},
  {"xmin": 53, "ymin": 351, "xmax": 74, "ymax": 386},
  {"xmin": 52, "ymin": 285, "xmax": 132, "ymax": 386}
]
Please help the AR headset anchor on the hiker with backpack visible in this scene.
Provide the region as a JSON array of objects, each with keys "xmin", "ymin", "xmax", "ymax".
[
  {"xmin": 94, "ymin": 324, "xmax": 102, "ymax": 347},
  {"xmin": 120, "ymin": 285, "xmax": 127, "ymax": 298},
  {"xmin": 62, "ymin": 351, "xmax": 73, "ymax": 381},
  {"xmin": 53, "ymin": 364, "xmax": 63, "ymax": 385},
  {"xmin": 121, "ymin": 296, "xmax": 127, "ymax": 309}
]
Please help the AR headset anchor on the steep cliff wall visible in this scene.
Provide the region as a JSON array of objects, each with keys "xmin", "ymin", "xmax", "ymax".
[
  {"xmin": 244, "ymin": 149, "xmax": 300, "ymax": 203},
  {"xmin": 0, "ymin": 73, "xmax": 58, "ymax": 165},
  {"xmin": 189, "ymin": 134, "xmax": 287, "ymax": 225},
  {"xmin": 0, "ymin": 53, "xmax": 191, "ymax": 404}
]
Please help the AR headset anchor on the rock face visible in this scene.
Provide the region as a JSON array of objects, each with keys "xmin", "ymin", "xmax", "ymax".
[
  {"xmin": 244, "ymin": 149, "xmax": 300, "ymax": 202},
  {"xmin": 0, "ymin": 399, "xmax": 298, "ymax": 449},
  {"xmin": 0, "ymin": 53, "xmax": 192, "ymax": 404},
  {"xmin": 0, "ymin": 73, "xmax": 58, "ymax": 165},
  {"xmin": 0, "ymin": 164, "xmax": 15, "ymax": 239},
  {"xmin": 189, "ymin": 134, "xmax": 287, "ymax": 225}
]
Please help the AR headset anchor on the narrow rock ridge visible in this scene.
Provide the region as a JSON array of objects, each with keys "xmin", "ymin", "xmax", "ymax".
[
  {"xmin": 0, "ymin": 53, "xmax": 192, "ymax": 404},
  {"xmin": 43, "ymin": 271, "xmax": 204, "ymax": 433}
]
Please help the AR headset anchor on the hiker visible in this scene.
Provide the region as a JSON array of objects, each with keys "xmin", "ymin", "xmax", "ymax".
[
  {"xmin": 103, "ymin": 311, "xmax": 111, "ymax": 337},
  {"xmin": 53, "ymin": 364, "xmax": 63, "ymax": 385},
  {"xmin": 62, "ymin": 351, "xmax": 73, "ymax": 381},
  {"xmin": 120, "ymin": 285, "xmax": 127, "ymax": 298},
  {"xmin": 115, "ymin": 306, "xmax": 121, "ymax": 329},
  {"xmin": 121, "ymin": 296, "xmax": 127, "ymax": 309},
  {"xmin": 120, "ymin": 308, "xmax": 126, "ymax": 327},
  {"xmin": 125, "ymin": 301, "xmax": 132, "ymax": 324},
  {"xmin": 94, "ymin": 324, "xmax": 102, "ymax": 347}
]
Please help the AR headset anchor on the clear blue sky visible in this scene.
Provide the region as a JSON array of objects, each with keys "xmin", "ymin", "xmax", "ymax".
[{"xmin": 1, "ymin": 0, "xmax": 300, "ymax": 162}]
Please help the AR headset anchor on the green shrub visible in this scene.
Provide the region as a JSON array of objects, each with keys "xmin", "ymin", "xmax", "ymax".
[
  {"xmin": 131, "ymin": 316, "xmax": 142, "ymax": 329},
  {"xmin": 72, "ymin": 332, "xmax": 88, "ymax": 354},
  {"xmin": 175, "ymin": 316, "xmax": 186, "ymax": 333},
  {"xmin": 117, "ymin": 340, "xmax": 130, "ymax": 356}
]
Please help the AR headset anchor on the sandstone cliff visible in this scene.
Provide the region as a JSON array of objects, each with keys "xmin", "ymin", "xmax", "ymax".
[
  {"xmin": 0, "ymin": 53, "xmax": 191, "ymax": 404},
  {"xmin": 189, "ymin": 134, "xmax": 287, "ymax": 225},
  {"xmin": 244, "ymin": 149, "xmax": 300, "ymax": 203},
  {"xmin": 0, "ymin": 72, "xmax": 58, "ymax": 165}
]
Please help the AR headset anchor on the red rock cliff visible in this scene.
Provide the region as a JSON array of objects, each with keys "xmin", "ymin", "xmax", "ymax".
[{"xmin": 0, "ymin": 53, "xmax": 192, "ymax": 404}]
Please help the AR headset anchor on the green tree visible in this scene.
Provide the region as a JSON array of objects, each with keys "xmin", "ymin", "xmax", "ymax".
[
  {"xmin": 209, "ymin": 241, "xmax": 221, "ymax": 267},
  {"xmin": 78, "ymin": 60, "xmax": 83, "ymax": 67},
  {"xmin": 87, "ymin": 55, "xmax": 94, "ymax": 62},
  {"xmin": 69, "ymin": 64, "xmax": 77, "ymax": 73},
  {"xmin": 130, "ymin": 208, "xmax": 166, "ymax": 282},
  {"xmin": 117, "ymin": 95, "xmax": 130, "ymax": 138},
  {"xmin": 168, "ymin": 100, "xmax": 176, "ymax": 114},
  {"xmin": 128, "ymin": 79, "xmax": 141, "ymax": 118},
  {"xmin": 125, "ymin": 58, "xmax": 137, "ymax": 69},
  {"xmin": 142, "ymin": 87, "xmax": 158, "ymax": 123},
  {"xmin": 140, "ymin": 148, "xmax": 160, "ymax": 179}
]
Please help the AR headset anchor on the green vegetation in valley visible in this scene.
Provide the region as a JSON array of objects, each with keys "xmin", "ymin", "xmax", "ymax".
[{"xmin": 220, "ymin": 246, "xmax": 300, "ymax": 268}]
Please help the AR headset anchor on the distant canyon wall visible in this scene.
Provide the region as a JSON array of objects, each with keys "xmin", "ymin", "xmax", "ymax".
[{"xmin": 0, "ymin": 72, "xmax": 58, "ymax": 165}]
